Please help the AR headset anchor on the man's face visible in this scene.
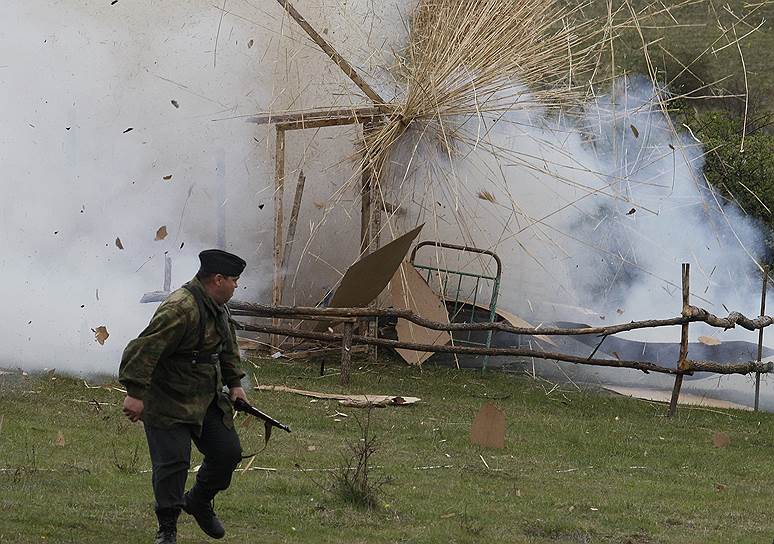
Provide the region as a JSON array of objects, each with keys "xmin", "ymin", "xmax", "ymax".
[{"xmin": 213, "ymin": 274, "xmax": 239, "ymax": 305}]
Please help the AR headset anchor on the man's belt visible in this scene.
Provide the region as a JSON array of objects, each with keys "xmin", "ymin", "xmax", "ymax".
[{"xmin": 174, "ymin": 352, "xmax": 221, "ymax": 365}]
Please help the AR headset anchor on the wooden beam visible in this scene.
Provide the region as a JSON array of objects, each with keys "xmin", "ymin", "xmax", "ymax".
[
  {"xmin": 272, "ymin": 127, "xmax": 286, "ymax": 349},
  {"xmin": 248, "ymin": 106, "xmax": 385, "ymax": 126},
  {"xmin": 274, "ymin": 0, "xmax": 389, "ymax": 109}
]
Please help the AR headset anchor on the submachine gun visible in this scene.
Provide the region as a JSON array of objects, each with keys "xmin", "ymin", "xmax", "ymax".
[{"xmin": 233, "ymin": 397, "xmax": 291, "ymax": 445}]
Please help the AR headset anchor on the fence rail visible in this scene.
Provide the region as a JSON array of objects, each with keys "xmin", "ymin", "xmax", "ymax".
[{"xmin": 230, "ymin": 263, "xmax": 773, "ymax": 415}]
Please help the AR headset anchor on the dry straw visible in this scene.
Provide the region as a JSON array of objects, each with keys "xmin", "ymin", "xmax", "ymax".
[{"xmin": 358, "ymin": 0, "xmax": 605, "ymax": 185}]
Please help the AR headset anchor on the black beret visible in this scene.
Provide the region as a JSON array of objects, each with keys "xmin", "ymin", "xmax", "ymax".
[{"xmin": 198, "ymin": 249, "xmax": 246, "ymax": 276}]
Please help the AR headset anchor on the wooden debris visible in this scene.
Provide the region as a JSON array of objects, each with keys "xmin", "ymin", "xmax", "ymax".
[
  {"xmin": 255, "ymin": 384, "xmax": 420, "ymax": 407},
  {"xmin": 93, "ymin": 326, "xmax": 109, "ymax": 345},
  {"xmin": 154, "ymin": 226, "xmax": 168, "ymax": 240},
  {"xmin": 698, "ymin": 335, "xmax": 721, "ymax": 346},
  {"xmin": 477, "ymin": 190, "xmax": 497, "ymax": 203}
]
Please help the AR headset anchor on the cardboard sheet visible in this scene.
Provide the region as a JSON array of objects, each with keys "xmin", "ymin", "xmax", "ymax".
[
  {"xmin": 603, "ymin": 385, "xmax": 751, "ymax": 411},
  {"xmin": 328, "ymin": 225, "xmax": 423, "ymax": 309},
  {"xmin": 469, "ymin": 402, "xmax": 505, "ymax": 449},
  {"xmin": 389, "ymin": 262, "xmax": 452, "ymax": 365}
]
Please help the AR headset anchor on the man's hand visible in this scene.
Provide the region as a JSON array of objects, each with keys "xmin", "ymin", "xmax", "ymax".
[
  {"xmin": 122, "ymin": 396, "xmax": 144, "ymax": 422},
  {"xmin": 229, "ymin": 386, "xmax": 248, "ymax": 403}
]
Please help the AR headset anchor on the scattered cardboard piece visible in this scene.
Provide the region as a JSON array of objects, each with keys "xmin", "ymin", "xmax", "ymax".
[
  {"xmin": 698, "ymin": 335, "xmax": 721, "ymax": 346},
  {"xmin": 93, "ymin": 326, "xmax": 109, "ymax": 345},
  {"xmin": 603, "ymin": 385, "xmax": 751, "ymax": 411},
  {"xmin": 55, "ymin": 431, "xmax": 65, "ymax": 447},
  {"xmin": 154, "ymin": 225, "xmax": 168, "ymax": 241},
  {"xmin": 255, "ymin": 384, "xmax": 419, "ymax": 407},
  {"xmin": 712, "ymin": 432, "xmax": 731, "ymax": 448},
  {"xmin": 327, "ymin": 225, "xmax": 423, "ymax": 310},
  {"xmin": 389, "ymin": 262, "xmax": 451, "ymax": 365},
  {"xmin": 469, "ymin": 402, "xmax": 505, "ymax": 449}
]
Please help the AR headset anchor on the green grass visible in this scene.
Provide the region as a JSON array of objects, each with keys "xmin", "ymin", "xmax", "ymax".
[{"xmin": 1, "ymin": 359, "xmax": 773, "ymax": 543}]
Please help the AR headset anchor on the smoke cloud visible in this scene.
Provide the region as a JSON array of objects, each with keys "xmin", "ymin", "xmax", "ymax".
[{"xmin": 2, "ymin": 0, "xmax": 769, "ymax": 410}]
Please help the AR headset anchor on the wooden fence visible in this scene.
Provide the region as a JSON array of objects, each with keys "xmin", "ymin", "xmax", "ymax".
[{"xmin": 229, "ymin": 264, "xmax": 773, "ymax": 416}]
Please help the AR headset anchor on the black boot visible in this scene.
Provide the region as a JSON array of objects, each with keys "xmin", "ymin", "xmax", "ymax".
[
  {"xmin": 154, "ymin": 508, "xmax": 179, "ymax": 544},
  {"xmin": 182, "ymin": 488, "xmax": 225, "ymax": 539}
]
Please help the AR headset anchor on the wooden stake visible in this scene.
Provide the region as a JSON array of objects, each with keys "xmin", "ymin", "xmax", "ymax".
[
  {"xmin": 359, "ymin": 121, "xmax": 383, "ymax": 361},
  {"xmin": 272, "ymin": 127, "xmax": 286, "ymax": 349},
  {"xmin": 668, "ymin": 263, "xmax": 690, "ymax": 417},
  {"xmin": 339, "ymin": 320, "xmax": 354, "ymax": 386},
  {"xmin": 755, "ymin": 266, "xmax": 769, "ymax": 411}
]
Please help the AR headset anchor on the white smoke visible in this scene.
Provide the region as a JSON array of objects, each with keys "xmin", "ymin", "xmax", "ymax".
[
  {"xmin": 384, "ymin": 76, "xmax": 765, "ymax": 331},
  {"xmin": 0, "ymin": 1, "xmax": 278, "ymax": 373},
  {"xmin": 2, "ymin": 0, "xmax": 769, "ymax": 412}
]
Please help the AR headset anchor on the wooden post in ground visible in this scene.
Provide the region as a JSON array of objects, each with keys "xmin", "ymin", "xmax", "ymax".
[
  {"xmin": 755, "ymin": 266, "xmax": 769, "ymax": 411},
  {"xmin": 668, "ymin": 263, "xmax": 690, "ymax": 417},
  {"xmin": 271, "ymin": 127, "xmax": 286, "ymax": 350},
  {"xmin": 359, "ymin": 121, "xmax": 382, "ymax": 362},
  {"xmin": 340, "ymin": 320, "xmax": 355, "ymax": 386}
]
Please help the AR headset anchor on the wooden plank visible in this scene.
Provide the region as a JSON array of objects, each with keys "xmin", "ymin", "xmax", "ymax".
[
  {"xmin": 272, "ymin": 127, "xmax": 286, "ymax": 349},
  {"xmin": 247, "ymin": 106, "xmax": 385, "ymax": 127}
]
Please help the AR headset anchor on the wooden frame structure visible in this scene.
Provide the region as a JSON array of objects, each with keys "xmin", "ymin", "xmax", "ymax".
[{"xmin": 255, "ymin": 0, "xmax": 397, "ymax": 347}]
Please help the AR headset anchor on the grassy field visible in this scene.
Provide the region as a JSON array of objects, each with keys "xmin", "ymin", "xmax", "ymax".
[{"xmin": 1, "ymin": 357, "xmax": 773, "ymax": 544}]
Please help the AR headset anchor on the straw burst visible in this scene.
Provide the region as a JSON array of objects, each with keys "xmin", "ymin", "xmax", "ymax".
[{"xmin": 360, "ymin": 0, "xmax": 602, "ymax": 181}]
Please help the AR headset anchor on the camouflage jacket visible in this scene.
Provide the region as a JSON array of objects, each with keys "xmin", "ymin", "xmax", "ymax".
[{"xmin": 119, "ymin": 277, "xmax": 245, "ymax": 433}]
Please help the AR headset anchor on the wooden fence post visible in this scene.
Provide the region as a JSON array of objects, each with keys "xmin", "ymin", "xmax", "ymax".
[
  {"xmin": 340, "ymin": 320, "xmax": 354, "ymax": 386},
  {"xmin": 668, "ymin": 263, "xmax": 690, "ymax": 417},
  {"xmin": 755, "ymin": 266, "xmax": 769, "ymax": 411}
]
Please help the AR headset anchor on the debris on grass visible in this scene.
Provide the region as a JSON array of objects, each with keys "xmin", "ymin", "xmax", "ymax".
[
  {"xmin": 255, "ymin": 384, "xmax": 420, "ymax": 407},
  {"xmin": 713, "ymin": 432, "xmax": 730, "ymax": 448}
]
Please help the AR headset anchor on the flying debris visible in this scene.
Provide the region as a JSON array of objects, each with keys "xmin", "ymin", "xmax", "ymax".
[{"xmin": 93, "ymin": 326, "xmax": 109, "ymax": 345}]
